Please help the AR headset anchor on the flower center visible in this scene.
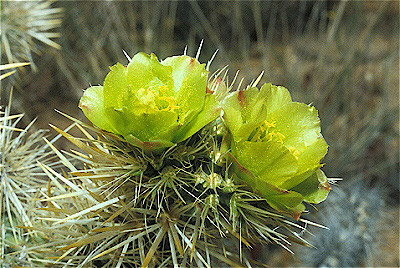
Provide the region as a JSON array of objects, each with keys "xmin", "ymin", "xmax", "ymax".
[
  {"xmin": 135, "ymin": 86, "xmax": 179, "ymax": 113},
  {"xmin": 250, "ymin": 120, "xmax": 286, "ymax": 143}
]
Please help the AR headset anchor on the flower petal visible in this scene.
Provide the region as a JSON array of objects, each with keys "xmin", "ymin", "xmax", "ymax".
[
  {"xmin": 228, "ymin": 152, "xmax": 306, "ymax": 217},
  {"xmin": 126, "ymin": 53, "xmax": 174, "ymax": 102},
  {"xmin": 103, "ymin": 62, "xmax": 130, "ymax": 111},
  {"xmin": 125, "ymin": 134, "xmax": 175, "ymax": 152},
  {"xmin": 259, "ymin": 83, "xmax": 292, "ymax": 114},
  {"xmin": 297, "ymin": 137, "xmax": 328, "ymax": 173},
  {"xmin": 79, "ymin": 86, "xmax": 116, "ymax": 133},
  {"xmin": 259, "ymin": 186, "xmax": 305, "ymax": 218},
  {"xmin": 173, "ymin": 93, "xmax": 220, "ymax": 143},
  {"xmin": 161, "ymin": 55, "xmax": 208, "ymax": 123},
  {"xmin": 290, "ymin": 169, "xmax": 331, "ymax": 204},
  {"xmin": 266, "ymin": 102, "xmax": 322, "ymax": 152},
  {"xmin": 234, "ymin": 140, "xmax": 298, "ymax": 186},
  {"xmin": 106, "ymin": 108, "xmax": 178, "ymax": 142},
  {"xmin": 222, "ymin": 87, "xmax": 267, "ymax": 142}
]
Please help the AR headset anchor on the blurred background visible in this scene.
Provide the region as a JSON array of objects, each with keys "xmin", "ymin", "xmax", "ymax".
[{"xmin": 1, "ymin": 1, "xmax": 398, "ymax": 267}]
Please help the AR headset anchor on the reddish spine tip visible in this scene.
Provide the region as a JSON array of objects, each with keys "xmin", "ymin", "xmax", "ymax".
[
  {"xmin": 320, "ymin": 181, "xmax": 331, "ymax": 191},
  {"xmin": 78, "ymin": 104, "xmax": 90, "ymax": 111},
  {"xmin": 238, "ymin": 90, "xmax": 246, "ymax": 107},
  {"xmin": 291, "ymin": 211, "xmax": 301, "ymax": 221},
  {"xmin": 276, "ymin": 188, "xmax": 289, "ymax": 194}
]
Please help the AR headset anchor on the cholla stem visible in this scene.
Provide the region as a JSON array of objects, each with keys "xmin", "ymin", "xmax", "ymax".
[{"xmin": 141, "ymin": 224, "xmax": 168, "ymax": 268}]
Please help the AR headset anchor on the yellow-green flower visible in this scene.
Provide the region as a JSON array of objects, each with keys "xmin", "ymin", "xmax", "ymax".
[
  {"xmin": 222, "ymin": 83, "xmax": 330, "ymax": 218},
  {"xmin": 79, "ymin": 52, "xmax": 220, "ymax": 151}
]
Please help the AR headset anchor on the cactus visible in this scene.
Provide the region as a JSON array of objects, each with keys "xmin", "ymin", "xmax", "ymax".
[
  {"xmin": 0, "ymin": 98, "xmax": 58, "ymax": 267},
  {"xmin": 298, "ymin": 181, "xmax": 385, "ymax": 267},
  {"xmin": 29, "ymin": 50, "xmax": 330, "ymax": 267},
  {"xmin": 0, "ymin": 0, "xmax": 62, "ymax": 68},
  {"xmin": 0, "ymin": 64, "xmax": 62, "ymax": 267},
  {"xmin": 0, "ymin": 63, "xmax": 30, "ymax": 81}
]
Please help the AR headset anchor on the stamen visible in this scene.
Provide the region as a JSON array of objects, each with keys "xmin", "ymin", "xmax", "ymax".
[{"xmin": 288, "ymin": 147, "xmax": 301, "ymax": 159}]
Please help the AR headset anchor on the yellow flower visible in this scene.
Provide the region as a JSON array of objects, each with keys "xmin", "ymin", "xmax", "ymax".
[
  {"xmin": 79, "ymin": 53, "xmax": 220, "ymax": 152},
  {"xmin": 222, "ymin": 83, "xmax": 330, "ymax": 217}
]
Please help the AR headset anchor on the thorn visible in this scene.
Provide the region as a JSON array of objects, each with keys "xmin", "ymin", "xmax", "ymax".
[
  {"xmin": 206, "ymin": 49, "xmax": 219, "ymax": 71},
  {"xmin": 251, "ymin": 71, "xmax": 264, "ymax": 87},
  {"xmin": 123, "ymin": 50, "xmax": 132, "ymax": 62},
  {"xmin": 237, "ymin": 77, "xmax": 244, "ymax": 92},
  {"xmin": 230, "ymin": 70, "xmax": 240, "ymax": 90},
  {"xmin": 195, "ymin": 39, "xmax": 204, "ymax": 61}
]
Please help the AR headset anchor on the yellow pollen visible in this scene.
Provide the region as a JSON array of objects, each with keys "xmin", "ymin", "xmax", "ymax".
[
  {"xmin": 251, "ymin": 124, "xmax": 266, "ymax": 142},
  {"xmin": 159, "ymin": 96, "xmax": 179, "ymax": 111},
  {"xmin": 287, "ymin": 146, "xmax": 301, "ymax": 159},
  {"xmin": 251, "ymin": 120, "xmax": 285, "ymax": 143},
  {"xmin": 266, "ymin": 132, "xmax": 286, "ymax": 143},
  {"xmin": 264, "ymin": 120, "xmax": 276, "ymax": 128},
  {"xmin": 136, "ymin": 87, "xmax": 157, "ymax": 112},
  {"xmin": 136, "ymin": 86, "xmax": 180, "ymax": 112},
  {"xmin": 158, "ymin": 85, "xmax": 169, "ymax": 93}
]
